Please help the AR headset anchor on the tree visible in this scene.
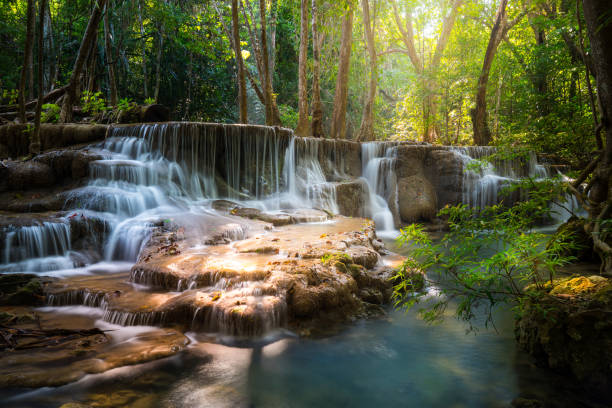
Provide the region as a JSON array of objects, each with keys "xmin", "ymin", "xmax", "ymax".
[
  {"xmin": 138, "ymin": 0, "xmax": 148, "ymax": 99},
  {"xmin": 295, "ymin": 0, "xmax": 310, "ymax": 136},
  {"xmin": 259, "ymin": 0, "xmax": 281, "ymax": 126},
  {"xmin": 471, "ymin": 0, "xmax": 525, "ymax": 145},
  {"xmin": 60, "ymin": 0, "xmax": 107, "ymax": 123},
  {"xmin": 232, "ymin": 0, "xmax": 248, "ymax": 123},
  {"xmin": 18, "ymin": 0, "xmax": 35, "ymax": 124},
  {"xmin": 356, "ymin": 0, "xmax": 377, "ymax": 141},
  {"xmin": 31, "ymin": 0, "xmax": 47, "ymax": 155},
  {"xmin": 330, "ymin": 0, "xmax": 354, "ymax": 140},
  {"xmin": 104, "ymin": 1, "xmax": 118, "ymax": 106},
  {"xmin": 389, "ymin": 0, "xmax": 463, "ymax": 142},
  {"xmin": 579, "ymin": 0, "xmax": 612, "ymax": 274},
  {"xmin": 310, "ymin": 0, "xmax": 323, "ymax": 137}
]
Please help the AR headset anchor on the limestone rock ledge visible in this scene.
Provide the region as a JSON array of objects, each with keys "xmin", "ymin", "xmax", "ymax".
[{"xmin": 45, "ymin": 217, "xmax": 414, "ymax": 338}]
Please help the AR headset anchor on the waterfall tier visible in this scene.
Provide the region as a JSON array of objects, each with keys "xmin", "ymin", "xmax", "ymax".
[{"xmin": 0, "ymin": 122, "xmax": 566, "ymax": 338}]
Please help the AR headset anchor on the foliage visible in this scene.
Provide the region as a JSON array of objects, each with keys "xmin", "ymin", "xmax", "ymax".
[
  {"xmin": 81, "ymin": 91, "xmax": 108, "ymax": 116},
  {"xmin": 392, "ymin": 179, "xmax": 580, "ymax": 329},
  {"xmin": 278, "ymin": 104, "xmax": 298, "ymax": 130},
  {"xmin": 144, "ymin": 97, "xmax": 155, "ymax": 105},
  {"xmin": 41, "ymin": 103, "xmax": 60, "ymax": 123},
  {"xmin": 117, "ymin": 97, "xmax": 136, "ymax": 113},
  {"xmin": 0, "ymin": 0, "xmax": 600, "ymax": 164},
  {"xmin": 1, "ymin": 88, "xmax": 18, "ymax": 105}
]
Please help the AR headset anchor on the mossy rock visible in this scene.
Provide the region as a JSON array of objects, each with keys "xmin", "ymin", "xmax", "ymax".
[{"xmin": 0, "ymin": 273, "xmax": 44, "ymax": 306}]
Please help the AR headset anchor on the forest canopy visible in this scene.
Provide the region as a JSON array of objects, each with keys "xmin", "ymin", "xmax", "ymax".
[{"xmin": 0, "ymin": 0, "xmax": 602, "ymax": 168}]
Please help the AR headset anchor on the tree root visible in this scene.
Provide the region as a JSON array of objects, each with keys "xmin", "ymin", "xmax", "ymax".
[{"xmin": 0, "ymin": 325, "xmax": 109, "ymax": 351}]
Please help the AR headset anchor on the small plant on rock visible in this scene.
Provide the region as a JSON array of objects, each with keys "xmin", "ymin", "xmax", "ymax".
[
  {"xmin": 41, "ymin": 103, "xmax": 61, "ymax": 123},
  {"xmin": 81, "ymin": 91, "xmax": 109, "ymax": 116}
]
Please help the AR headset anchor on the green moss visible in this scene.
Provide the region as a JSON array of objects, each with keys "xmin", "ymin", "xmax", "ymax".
[
  {"xmin": 0, "ymin": 274, "xmax": 44, "ymax": 306},
  {"xmin": 321, "ymin": 252, "xmax": 351, "ymax": 265}
]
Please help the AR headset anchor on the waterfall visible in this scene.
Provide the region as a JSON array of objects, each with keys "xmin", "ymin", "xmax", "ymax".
[
  {"xmin": 1, "ymin": 122, "xmax": 562, "ymax": 279},
  {"xmin": 361, "ymin": 142, "xmax": 399, "ymax": 233}
]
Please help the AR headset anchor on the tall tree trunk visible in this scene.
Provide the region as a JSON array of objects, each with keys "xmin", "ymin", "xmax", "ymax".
[
  {"xmin": 260, "ymin": 0, "xmax": 272, "ymax": 124},
  {"xmin": 232, "ymin": 0, "xmax": 248, "ymax": 123},
  {"xmin": 18, "ymin": 0, "xmax": 36, "ymax": 123},
  {"xmin": 43, "ymin": 2, "xmax": 54, "ymax": 93},
  {"xmin": 531, "ymin": 20, "xmax": 549, "ymax": 116},
  {"xmin": 330, "ymin": 1, "xmax": 354, "ymax": 139},
  {"xmin": 60, "ymin": 0, "xmax": 107, "ymax": 123},
  {"xmin": 31, "ymin": 0, "xmax": 47, "ymax": 155},
  {"xmin": 422, "ymin": 88, "xmax": 438, "ymax": 143},
  {"xmin": 295, "ymin": 0, "xmax": 309, "ymax": 136},
  {"xmin": 104, "ymin": 1, "xmax": 118, "ymax": 106},
  {"xmin": 357, "ymin": 0, "xmax": 377, "ymax": 141},
  {"xmin": 138, "ymin": 0, "xmax": 148, "ymax": 99},
  {"xmin": 183, "ymin": 53, "xmax": 193, "ymax": 120},
  {"xmin": 241, "ymin": 0, "xmax": 281, "ymax": 123},
  {"xmin": 269, "ymin": 0, "xmax": 278, "ymax": 86},
  {"xmin": 154, "ymin": 30, "xmax": 163, "ymax": 102},
  {"xmin": 310, "ymin": 0, "xmax": 323, "ymax": 137},
  {"xmin": 472, "ymin": 0, "xmax": 508, "ymax": 146},
  {"xmin": 493, "ymin": 75, "xmax": 503, "ymax": 138},
  {"xmin": 28, "ymin": 21, "xmax": 35, "ymax": 101},
  {"xmin": 86, "ymin": 43, "xmax": 98, "ymax": 93},
  {"xmin": 582, "ymin": 0, "xmax": 612, "ymax": 274}
]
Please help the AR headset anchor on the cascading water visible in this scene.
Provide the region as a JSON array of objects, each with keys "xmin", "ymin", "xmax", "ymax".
[
  {"xmin": 361, "ymin": 142, "xmax": 399, "ymax": 234},
  {"xmin": 0, "ymin": 122, "xmax": 566, "ymax": 339},
  {"xmin": 0, "ymin": 220, "xmax": 75, "ymax": 273}
]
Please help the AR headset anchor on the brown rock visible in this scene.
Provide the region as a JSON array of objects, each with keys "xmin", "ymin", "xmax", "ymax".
[{"xmin": 397, "ymin": 175, "xmax": 437, "ymax": 222}]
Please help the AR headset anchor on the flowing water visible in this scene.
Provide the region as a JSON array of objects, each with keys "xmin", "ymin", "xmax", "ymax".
[
  {"xmin": 0, "ymin": 123, "xmax": 591, "ymax": 407},
  {"xmin": 3, "ymin": 240, "xmax": 595, "ymax": 408}
]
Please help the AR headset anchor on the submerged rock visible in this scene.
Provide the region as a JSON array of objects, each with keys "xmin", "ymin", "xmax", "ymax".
[{"xmin": 0, "ymin": 305, "xmax": 188, "ymax": 388}]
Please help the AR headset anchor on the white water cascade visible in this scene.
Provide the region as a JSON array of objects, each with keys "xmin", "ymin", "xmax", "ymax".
[
  {"xmin": 0, "ymin": 122, "xmax": 565, "ymax": 279},
  {"xmin": 361, "ymin": 142, "xmax": 399, "ymax": 234}
]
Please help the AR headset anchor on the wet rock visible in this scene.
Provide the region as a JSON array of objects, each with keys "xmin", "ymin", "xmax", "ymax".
[
  {"xmin": 336, "ymin": 180, "xmax": 367, "ymax": 218},
  {"xmin": 3, "ymin": 160, "xmax": 55, "ymax": 191},
  {"xmin": 0, "ymin": 124, "xmax": 107, "ymax": 159},
  {"xmin": 0, "ymin": 319, "xmax": 188, "ymax": 388},
  {"xmin": 397, "ymin": 175, "xmax": 437, "ymax": 222},
  {"xmin": 0, "ymin": 189, "xmax": 67, "ymax": 213},
  {"xmin": 345, "ymin": 245, "xmax": 380, "ymax": 269},
  {"xmin": 48, "ymin": 217, "xmax": 416, "ymax": 337},
  {"xmin": 515, "ymin": 275, "xmax": 612, "ymax": 398},
  {"xmin": 424, "ymin": 149, "xmax": 464, "ymax": 208},
  {"xmin": 229, "ymin": 207, "xmax": 292, "ymax": 226},
  {"xmin": 211, "ymin": 199, "xmax": 241, "ymax": 212},
  {"xmin": 0, "ymin": 274, "xmax": 45, "ymax": 306}
]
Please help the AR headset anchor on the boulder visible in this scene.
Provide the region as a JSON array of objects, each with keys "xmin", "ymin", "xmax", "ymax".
[
  {"xmin": 116, "ymin": 104, "xmax": 170, "ymax": 124},
  {"xmin": 397, "ymin": 175, "xmax": 437, "ymax": 222},
  {"xmin": 424, "ymin": 149, "xmax": 464, "ymax": 208},
  {"xmin": 336, "ymin": 180, "xmax": 367, "ymax": 218},
  {"xmin": 4, "ymin": 160, "xmax": 55, "ymax": 191}
]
